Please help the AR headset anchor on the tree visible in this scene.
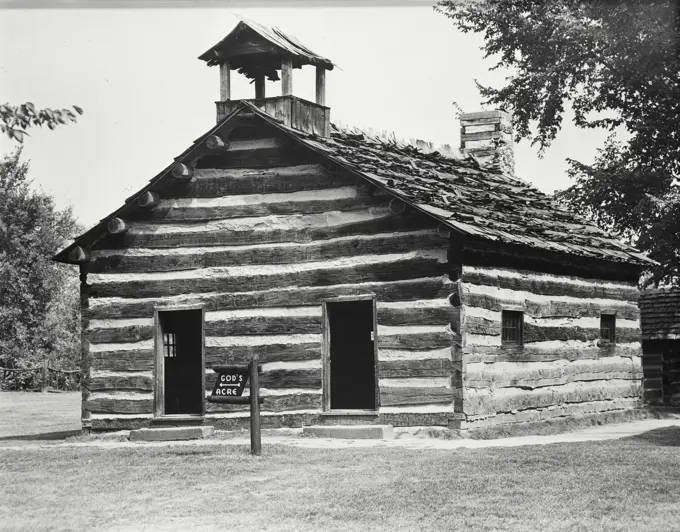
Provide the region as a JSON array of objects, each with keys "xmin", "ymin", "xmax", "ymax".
[
  {"xmin": 1, "ymin": 103, "xmax": 83, "ymax": 143},
  {"xmin": 0, "ymin": 150, "xmax": 82, "ymax": 378},
  {"xmin": 436, "ymin": 0, "xmax": 680, "ymax": 285}
]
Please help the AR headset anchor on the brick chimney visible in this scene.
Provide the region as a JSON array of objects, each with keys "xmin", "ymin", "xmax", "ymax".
[{"xmin": 460, "ymin": 110, "xmax": 515, "ymax": 175}]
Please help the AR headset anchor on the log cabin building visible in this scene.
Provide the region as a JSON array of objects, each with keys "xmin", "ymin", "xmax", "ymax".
[
  {"xmin": 640, "ymin": 288, "xmax": 680, "ymax": 405},
  {"xmin": 55, "ymin": 19, "xmax": 654, "ymax": 433}
]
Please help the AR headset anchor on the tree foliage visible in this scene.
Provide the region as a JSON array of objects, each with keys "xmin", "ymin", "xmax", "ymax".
[
  {"xmin": 0, "ymin": 103, "xmax": 83, "ymax": 143},
  {"xmin": 0, "ymin": 150, "xmax": 81, "ymax": 375},
  {"xmin": 436, "ymin": 0, "xmax": 680, "ymax": 285}
]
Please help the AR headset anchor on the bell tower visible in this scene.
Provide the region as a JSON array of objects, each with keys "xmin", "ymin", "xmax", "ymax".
[{"xmin": 199, "ymin": 18, "xmax": 334, "ymax": 137}]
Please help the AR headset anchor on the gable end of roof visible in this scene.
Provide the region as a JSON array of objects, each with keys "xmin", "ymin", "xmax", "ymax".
[{"xmin": 55, "ymin": 99, "xmax": 654, "ymax": 272}]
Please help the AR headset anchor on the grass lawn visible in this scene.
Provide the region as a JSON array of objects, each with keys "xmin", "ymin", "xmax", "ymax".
[
  {"xmin": 0, "ymin": 392, "xmax": 80, "ymax": 440},
  {"xmin": 2, "ymin": 428, "xmax": 680, "ymax": 532}
]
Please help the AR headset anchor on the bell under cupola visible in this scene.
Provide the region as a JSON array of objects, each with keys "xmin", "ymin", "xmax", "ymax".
[{"xmin": 199, "ymin": 17, "xmax": 334, "ymax": 137}]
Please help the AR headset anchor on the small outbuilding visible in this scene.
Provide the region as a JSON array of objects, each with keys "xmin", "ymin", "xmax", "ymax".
[
  {"xmin": 640, "ymin": 288, "xmax": 680, "ymax": 405},
  {"xmin": 55, "ymin": 19, "xmax": 653, "ymax": 433}
]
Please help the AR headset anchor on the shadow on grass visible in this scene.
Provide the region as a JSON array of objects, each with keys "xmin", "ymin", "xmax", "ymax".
[
  {"xmin": 0, "ymin": 430, "xmax": 81, "ymax": 442},
  {"xmin": 627, "ymin": 426, "xmax": 680, "ymax": 447}
]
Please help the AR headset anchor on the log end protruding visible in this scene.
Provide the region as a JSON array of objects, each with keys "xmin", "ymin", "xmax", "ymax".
[
  {"xmin": 356, "ymin": 180, "xmax": 376, "ymax": 196},
  {"xmin": 437, "ymin": 224, "xmax": 452, "ymax": 240},
  {"xmin": 137, "ymin": 191, "xmax": 160, "ymax": 209},
  {"xmin": 172, "ymin": 162, "xmax": 194, "ymax": 180},
  {"xmin": 389, "ymin": 198, "xmax": 409, "ymax": 215},
  {"xmin": 68, "ymin": 245, "xmax": 90, "ymax": 263},
  {"xmin": 108, "ymin": 217, "xmax": 127, "ymax": 235},
  {"xmin": 449, "ymin": 291, "xmax": 461, "ymax": 307},
  {"xmin": 206, "ymin": 135, "xmax": 229, "ymax": 151}
]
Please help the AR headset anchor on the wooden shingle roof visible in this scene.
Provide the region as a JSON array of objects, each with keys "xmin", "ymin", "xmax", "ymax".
[
  {"xmin": 298, "ymin": 125, "xmax": 651, "ymax": 266},
  {"xmin": 238, "ymin": 102, "xmax": 650, "ymax": 267},
  {"xmin": 640, "ymin": 288, "xmax": 680, "ymax": 340},
  {"xmin": 199, "ymin": 18, "xmax": 335, "ymax": 80},
  {"xmin": 54, "ymin": 100, "xmax": 654, "ymax": 269}
]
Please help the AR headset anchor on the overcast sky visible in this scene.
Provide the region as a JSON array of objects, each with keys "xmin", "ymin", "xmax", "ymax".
[{"xmin": 0, "ymin": 5, "xmax": 611, "ymax": 230}]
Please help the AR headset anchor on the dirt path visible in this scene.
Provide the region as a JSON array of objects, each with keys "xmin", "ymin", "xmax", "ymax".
[
  {"xmin": 2, "ymin": 391, "xmax": 679, "ymax": 451},
  {"xmin": 2, "ymin": 419, "xmax": 680, "ymax": 452}
]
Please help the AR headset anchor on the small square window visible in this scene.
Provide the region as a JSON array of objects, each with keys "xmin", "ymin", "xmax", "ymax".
[
  {"xmin": 502, "ymin": 310, "xmax": 524, "ymax": 345},
  {"xmin": 164, "ymin": 332, "xmax": 177, "ymax": 358},
  {"xmin": 600, "ymin": 314, "xmax": 616, "ymax": 343}
]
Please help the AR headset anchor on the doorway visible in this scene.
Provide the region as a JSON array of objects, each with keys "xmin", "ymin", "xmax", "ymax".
[
  {"xmin": 155, "ymin": 307, "xmax": 204, "ymax": 416},
  {"xmin": 324, "ymin": 298, "xmax": 377, "ymax": 411}
]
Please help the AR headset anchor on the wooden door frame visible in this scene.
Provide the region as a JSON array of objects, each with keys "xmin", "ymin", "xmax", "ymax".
[
  {"xmin": 321, "ymin": 294, "xmax": 379, "ymax": 413},
  {"xmin": 153, "ymin": 304, "xmax": 206, "ymax": 419}
]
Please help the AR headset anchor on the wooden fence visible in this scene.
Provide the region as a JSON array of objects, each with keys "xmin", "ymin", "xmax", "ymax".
[{"xmin": 0, "ymin": 361, "xmax": 81, "ymax": 392}]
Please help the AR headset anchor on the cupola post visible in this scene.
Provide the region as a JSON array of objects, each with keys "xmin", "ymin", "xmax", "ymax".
[
  {"xmin": 281, "ymin": 58, "xmax": 293, "ymax": 96},
  {"xmin": 219, "ymin": 62, "xmax": 231, "ymax": 100},
  {"xmin": 315, "ymin": 66, "xmax": 325, "ymax": 106},
  {"xmin": 254, "ymin": 75, "xmax": 266, "ymax": 99}
]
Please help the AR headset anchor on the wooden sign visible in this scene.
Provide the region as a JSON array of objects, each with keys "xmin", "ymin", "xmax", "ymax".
[
  {"xmin": 211, "ymin": 365, "xmax": 248, "ymax": 398},
  {"xmin": 206, "ymin": 359, "xmax": 264, "ymax": 455}
]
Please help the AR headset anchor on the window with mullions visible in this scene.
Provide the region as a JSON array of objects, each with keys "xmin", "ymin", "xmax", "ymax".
[
  {"xmin": 164, "ymin": 332, "xmax": 177, "ymax": 358},
  {"xmin": 502, "ymin": 310, "xmax": 524, "ymax": 345},
  {"xmin": 600, "ymin": 314, "xmax": 616, "ymax": 343}
]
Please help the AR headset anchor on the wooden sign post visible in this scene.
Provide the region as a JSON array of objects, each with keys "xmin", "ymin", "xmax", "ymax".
[
  {"xmin": 207, "ymin": 355, "xmax": 263, "ymax": 455},
  {"xmin": 249, "ymin": 355, "xmax": 261, "ymax": 456}
]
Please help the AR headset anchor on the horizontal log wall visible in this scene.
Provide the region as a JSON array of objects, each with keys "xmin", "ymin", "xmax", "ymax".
[
  {"xmin": 642, "ymin": 339, "xmax": 680, "ymax": 405},
  {"xmin": 83, "ymin": 149, "xmax": 459, "ymax": 427},
  {"xmin": 87, "ymin": 410, "xmax": 457, "ymax": 431},
  {"xmin": 457, "ymin": 264, "xmax": 643, "ymax": 428},
  {"xmin": 377, "ymin": 314, "xmax": 458, "ymax": 409}
]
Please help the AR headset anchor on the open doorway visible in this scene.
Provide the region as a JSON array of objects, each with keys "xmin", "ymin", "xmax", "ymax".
[
  {"xmin": 155, "ymin": 307, "xmax": 205, "ymax": 416},
  {"xmin": 324, "ymin": 298, "xmax": 377, "ymax": 411}
]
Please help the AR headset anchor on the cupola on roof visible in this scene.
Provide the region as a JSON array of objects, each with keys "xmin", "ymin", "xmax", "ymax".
[{"xmin": 199, "ymin": 17, "xmax": 334, "ymax": 137}]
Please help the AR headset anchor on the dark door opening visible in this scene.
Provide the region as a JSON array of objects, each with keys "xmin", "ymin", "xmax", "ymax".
[
  {"xmin": 158, "ymin": 309, "xmax": 203, "ymax": 415},
  {"xmin": 327, "ymin": 299, "xmax": 376, "ymax": 410}
]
